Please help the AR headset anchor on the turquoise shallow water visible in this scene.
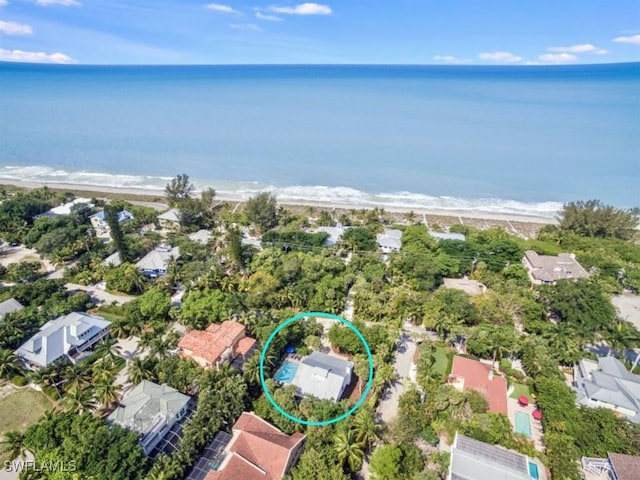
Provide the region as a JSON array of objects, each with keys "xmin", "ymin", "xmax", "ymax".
[{"xmin": 1, "ymin": 62, "xmax": 638, "ymax": 214}]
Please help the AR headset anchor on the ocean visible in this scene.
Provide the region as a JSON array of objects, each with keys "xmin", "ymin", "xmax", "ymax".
[{"xmin": 0, "ymin": 62, "xmax": 638, "ymax": 218}]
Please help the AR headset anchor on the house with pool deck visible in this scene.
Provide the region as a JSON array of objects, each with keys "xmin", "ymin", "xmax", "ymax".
[{"xmin": 275, "ymin": 351, "xmax": 353, "ymax": 402}]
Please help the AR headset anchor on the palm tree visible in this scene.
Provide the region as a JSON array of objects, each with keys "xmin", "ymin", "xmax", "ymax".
[
  {"xmin": 243, "ymin": 354, "xmax": 263, "ymax": 385},
  {"xmin": 0, "ymin": 431, "xmax": 27, "ymax": 460},
  {"xmin": 138, "ymin": 331, "xmax": 156, "ymax": 352},
  {"xmin": 121, "ymin": 263, "xmax": 146, "ymax": 294},
  {"xmin": 94, "ymin": 337, "xmax": 122, "ymax": 360},
  {"xmin": 63, "ymin": 386, "xmax": 96, "ymax": 414},
  {"xmin": 149, "ymin": 337, "xmax": 169, "ymax": 359},
  {"xmin": 352, "ymin": 408, "xmax": 381, "ymax": 450},
  {"xmin": 333, "ymin": 429, "xmax": 364, "ymax": 471},
  {"xmin": 28, "ymin": 367, "xmax": 63, "ymax": 399},
  {"xmin": 109, "ymin": 318, "xmax": 130, "ymax": 339},
  {"xmin": 0, "ymin": 348, "xmax": 19, "ymax": 378},
  {"xmin": 606, "ymin": 321, "xmax": 640, "ymax": 359},
  {"xmin": 62, "ymin": 365, "xmax": 92, "ymax": 392},
  {"xmin": 373, "ymin": 363, "xmax": 395, "ymax": 392},
  {"xmin": 127, "ymin": 357, "xmax": 152, "ymax": 384},
  {"xmin": 94, "ymin": 378, "xmax": 120, "ymax": 409}
]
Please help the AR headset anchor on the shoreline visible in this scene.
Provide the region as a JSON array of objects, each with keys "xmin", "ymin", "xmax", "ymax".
[{"xmin": 0, "ymin": 179, "xmax": 556, "ymax": 236}]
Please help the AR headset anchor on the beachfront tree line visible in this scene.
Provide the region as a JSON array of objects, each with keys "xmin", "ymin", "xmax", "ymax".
[{"xmin": 0, "ymin": 178, "xmax": 639, "ymax": 480}]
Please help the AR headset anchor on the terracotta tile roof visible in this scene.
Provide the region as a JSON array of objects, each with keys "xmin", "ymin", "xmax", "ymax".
[
  {"xmin": 609, "ymin": 452, "xmax": 640, "ymax": 480},
  {"xmin": 209, "ymin": 412, "xmax": 305, "ymax": 480},
  {"xmin": 179, "ymin": 320, "xmax": 248, "ymax": 366},
  {"xmin": 236, "ymin": 337, "xmax": 257, "ymax": 356},
  {"xmin": 451, "ymin": 356, "xmax": 508, "ymax": 415}
]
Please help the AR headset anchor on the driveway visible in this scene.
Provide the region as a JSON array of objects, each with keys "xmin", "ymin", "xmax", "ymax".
[
  {"xmin": 65, "ymin": 283, "xmax": 135, "ymax": 305},
  {"xmin": 377, "ymin": 331, "xmax": 417, "ymax": 423}
]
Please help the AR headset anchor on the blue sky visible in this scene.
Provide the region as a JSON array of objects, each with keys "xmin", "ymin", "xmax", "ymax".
[{"xmin": 0, "ymin": 0, "xmax": 639, "ymax": 64}]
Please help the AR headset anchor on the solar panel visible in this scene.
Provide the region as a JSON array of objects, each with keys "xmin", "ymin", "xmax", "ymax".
[
  {"xmin": 185, "ymin": 431, "xmax": 233, "ymax": 480},
  {"xmin": 456, "ymin": 435, "xmax": 527, "ymax": 473}
]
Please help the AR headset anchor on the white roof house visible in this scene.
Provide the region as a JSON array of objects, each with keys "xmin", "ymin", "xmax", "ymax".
[
  {"xmin": 188, "ymin": 229, "xmax": 212, "ymax": 245},
  {"xmin": 376, "ymin": 229, "xmax": 403, "ymax": 252},
  {"xmin": 107, "ymin": 380, "xmax": 192, "ymax": 455},
  {"xmin": 136, "ymin": 244, "xmax": 180, "ymax": 277},
  {"xmin": 317, "ymin": 225, "xmax": 347, "ymax": 247},
  {"xmin": 103, "ymin": 251, "xmax": 122, "ymax": 268},
  {"xmin": 14, "ymin": 312, "xmax": 111, "ymax": 368},
  {"xmin": 573, "ymin": 357, "xmax": 640, "ymax": 423},
  {"xmin": 429, "ymin": 230, "xmax": 466, "ymax": 242},
  {"xmin": 290, "ymin": 352, "xmax": 353, "ymax": 402},
  {"xmin": 36, "ymin": 198, "xmax": 94, "ymax": 219},
  {"xmin": 0, "ymin": 298, "xmax": 24, "ymax": 319},
  {"xmin": 448, "ymin": 433, "xmax": 538, "ymax": 480},
  {"xmin": 157, "ymin": 208, "xmax": 181, "ymax": 227}
]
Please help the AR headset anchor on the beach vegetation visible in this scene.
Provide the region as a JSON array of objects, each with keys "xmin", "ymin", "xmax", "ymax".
[
  {"xmin": 164, "ymin": 173, "xmax": 196, "ymax": 206},
  {"xmin": 244, "ymin": 191, "xmax": 278, "ymax": 233},
  {"xmin": 559, "ymin": 199, "xmax": 639, "ymax": 241}
]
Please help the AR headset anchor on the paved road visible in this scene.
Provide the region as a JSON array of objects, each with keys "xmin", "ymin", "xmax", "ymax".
[
  {"xmin": 377, "ymin": 331, "xmax": 417, "ymax": 423},
  {"xmin": 65, "ymin": 283, "xmax": 135, "ymax": 305}
]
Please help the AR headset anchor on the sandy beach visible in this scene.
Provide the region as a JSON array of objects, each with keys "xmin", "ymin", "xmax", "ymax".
[{"xmin": 0, "ymin": 179, "xmax": 555, "ymax": 238}]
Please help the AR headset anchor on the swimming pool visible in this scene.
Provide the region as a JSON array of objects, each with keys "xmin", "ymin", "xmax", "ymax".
[
  {"xmin": 515, "ymin": 411, "xmax": 532, "ymax": 438},
  {"xmin": 528, "ymin": 461, "xmax": 539, "ymax": 479},
  {"xmin": 275, "ymin": 360, "xmax": 299, "ymax": 383}
]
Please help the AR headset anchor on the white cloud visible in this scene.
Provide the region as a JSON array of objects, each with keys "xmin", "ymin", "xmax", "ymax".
[
  {"xmin": 0, "ymin": 1, "xmax": 8, "ymax": 7},
  {"xmin": 35, "ymin": 0, "xmax": 81, "ymax": 6},
  {"xmin": 613, "ymin": 34, "xmax": 640, "ymax": 45},
  {"xmin": 548, "ymin": 44, "xmax": 607, "ymax": 54},
  {"xmin": 0, "ymin": 20, "xmax": 33, "ymax": 36},
  {"xmin": 269, "ymin": 3, "xmax": 332, "ymax": 15},
  {"xmin": 205, "ymin": 3, "xmax": 237, "ymax": 14},
  {"xmin": 433, "ymin": 55, "xmax": 471, "ymax": 64},
  {"xmin": 0, "ymin": 48, "xmax": 76, "ymax": 63},
  {"xmin": 230, "ymin": 23, "xmax": 261, "ymax": 31},
  {"xmin": 538, "ymin": 53, "xmax": 579, "ymax": 64},
  {"xmin": 256, "ymin": 12, "xmax": 283, "ymax": 21},
  {"xmin": 478, "ymin": 51, "xmax": 522, "ymax": 63}
]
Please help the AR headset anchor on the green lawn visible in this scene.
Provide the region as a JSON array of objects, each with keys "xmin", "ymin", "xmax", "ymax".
[
  {"xmin": 432, "ymin": 347, "xmax": 448, "ymax": 379},
  {"xmin": 94, "ymin": 310, "xmax": 125, "ymax": 323},
  {"xmin": 509, "ymin": 383, "xmax": 532, "ymax": 400},
  {"xmin": 0, "ymin": 388, "xmax": 53, "ymax": 434}
]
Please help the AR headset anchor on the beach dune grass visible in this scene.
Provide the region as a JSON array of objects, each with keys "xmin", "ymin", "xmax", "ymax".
[{"xmin": 0, "ymin": 388, "xmax": 53, "ymax": 434}]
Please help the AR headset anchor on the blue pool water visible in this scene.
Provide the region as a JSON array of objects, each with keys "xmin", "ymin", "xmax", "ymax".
[
  {"xmin": 528, "ymin": 461, "xmax": 539, "ymax": 479},
  {"xmin": 515, "ymin": 411, "xmax": 532, "ymax": 438},
  {"xmin": 275, "ymin": 361, "xmax": 299, "ymax": 383}
]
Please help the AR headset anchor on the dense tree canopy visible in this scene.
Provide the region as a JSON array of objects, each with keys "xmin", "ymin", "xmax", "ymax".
[
  {"xmin": 559, "ymin": 199, "xmax": 639, "ymax": 241},
  {"xmin": 245, "ymin": 192, "xmax": 278, "ymax": 233}
]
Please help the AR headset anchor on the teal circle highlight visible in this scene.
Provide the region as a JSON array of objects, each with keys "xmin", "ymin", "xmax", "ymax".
[{"xmin": 259, "ymin": 311, "xmax": 374, "ymax": 426}]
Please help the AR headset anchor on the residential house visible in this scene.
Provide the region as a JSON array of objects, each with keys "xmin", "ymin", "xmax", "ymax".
[
  {"xmin": 316, "ymin": 225, "xmax": 346, "ymax": 247},
  {"xmin": 189, "ymin": 229, "xmax": 212, "ymax": 245},
  {"xmin": 178, "ymin": 320, "xmax": 257, "ymax": 369},
  {"xmin": 157, "ymin": 208, "xmax": 181, "ymax": 230},
  {"xmin": 290, "ymin": 351, "xmax": 353, "ymax": 402},
  {"xmin": 573, "ymin": 356, "xmax": 640, "ymax": 423},
  {"xmin": 35, "ymin": 198, "xmax": 94, "ymax": 219},
  {"xmin": 14, "ymin": 312, "xmax": 110, "ymax": 369},
  {"xmin": 136, "ymin": 243, "xmax": 180, "ymax": 278},
  {"xmin": 90, "ymin": 209, "xmax": 133, "ymax": 237},
  {"xmin": 522, "ymin": 250, "xmax": 589, "ymax": 285},
  {"xmin": 187, "ymin": 412, "xmax": 305, "ymax": 480},
  {"xmin": 443, "ymin": 277, "xmax": 487, "ymax": 296},
  {"xmin": 107, "ymin": 380, "xmax": 193, "ymax": 456},
  {"xmin": 448, "ymin": 356, "xmax": 508, "ymax": 415},
  {"xmin": 581, "ymin": 452, "xmax": 640, "ymax": 480},
  {"xmin": 376, "ymin": 229, "xmax": 402, "ymax": 253},
  {"xmin": 103, "ymin": 251, "xmax": 122, "ymax": 268},
  {"xmin": 0, "ymin": 297, "xmax": 24, "ymax": 320},
  {"xmin": 448, "ymin": 433, "xmax": 541, "ymax": 480},
  {"xmin": 429, "ymin": 230, "xmax": 466, "ymax": 242}
]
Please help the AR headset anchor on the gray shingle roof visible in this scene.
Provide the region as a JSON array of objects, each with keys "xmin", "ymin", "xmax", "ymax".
[
  {"xmin": 574, "ymin": 357, "xmax": 640, "ymax": 423},
  {"xmin": 523, "ymin": 250, "xmax": 589, "ymax": 283},
  {"xmin": 0, "ymin": 298, "xmax": 24, "ymax": 318},
  {"xmin": 108, "ymin": 380, "xmax": 191, "ymax": 436},
  {"xmin": 376, "ymin": 229, "xmax": 402, "ymax": 251},
  {"xmin": 136, "ymin": 244, "xmax": 180, "ymax": 271},
  {"xmin": 157, "ymin": 208, "xmax": 180, "ymax": 223}
]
